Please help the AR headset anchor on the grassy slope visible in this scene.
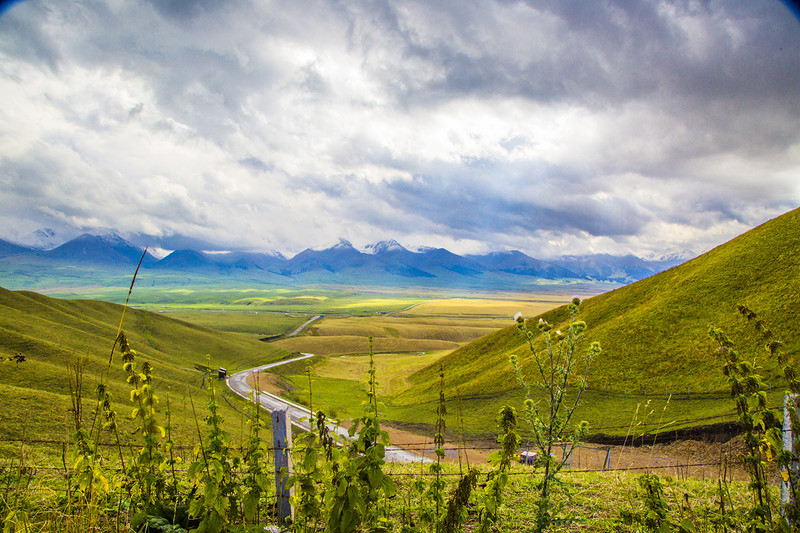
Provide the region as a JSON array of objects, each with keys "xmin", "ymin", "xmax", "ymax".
[
  {"xmin": 161, "ymin": 310, "xmax": 310, "ymax": 338},
  {"xmin": 0, "ymin": 287, "xmax": 292, "ymax": 452},
  {"xmin": 394, "ymin": 208, "xmax": 800, "ymax": 436}
]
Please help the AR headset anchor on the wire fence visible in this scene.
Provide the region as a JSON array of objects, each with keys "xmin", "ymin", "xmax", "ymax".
[
  {"xmin": 0, "ymin": 430, "xmax": 747, "ymax": 479},
  {"xmin": 0, "ymin": 407, "xmax": 752, "ymax": 451}
]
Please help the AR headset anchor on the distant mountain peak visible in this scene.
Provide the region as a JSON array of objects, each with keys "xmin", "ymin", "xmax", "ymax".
[
  {"xmin": 43, "ymin": 232, "xmax": 155, "ymax": 266},
  {"xmin": 641, "ymin": 249, "xmax": 696, "ymax": 262},
  {"xmin": 416, "ymin": 245, "xmax": 438, "ymax": 253},
  {"xmin": 23, "ymin": 227, "xmax": 60, "ymax": 250},
  {"xmin": 322, "ymin": 238, "xmax": 354, "ymax": 250},
  {"xmin": 364, "ymin": 239, "xmax": 408, "ymax": 254},
  {"xmin": 97, "ymin": 231, "xmax": 127, "ymax": 243}
]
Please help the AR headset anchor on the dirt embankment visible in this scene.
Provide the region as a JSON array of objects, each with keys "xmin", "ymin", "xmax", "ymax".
[{"xmin": 381, "ymin": 424, "xmax": 751, "ymax": 480}]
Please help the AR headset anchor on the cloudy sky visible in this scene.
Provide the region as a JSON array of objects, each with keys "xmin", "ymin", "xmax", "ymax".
[{"xmin": 1, "ymin": 0, "xmax": 799, "ymax": 259}]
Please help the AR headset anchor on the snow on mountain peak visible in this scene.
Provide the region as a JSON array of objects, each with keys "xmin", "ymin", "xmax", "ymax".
[
  {"xmin": 364, "ymin": 240, "xmax": 407, "ymax": 254},
  {"xmin": 333, "ymin": 238, "xmax": 354, "ymax": 249}
]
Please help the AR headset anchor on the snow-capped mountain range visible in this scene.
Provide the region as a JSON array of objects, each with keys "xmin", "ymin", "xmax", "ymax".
[{"xmin": 0, "ymin": 233, "xmax": 690, "ymax": 288}]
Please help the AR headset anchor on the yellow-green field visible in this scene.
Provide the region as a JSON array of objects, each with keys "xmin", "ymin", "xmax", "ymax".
[
  {"xmin": 269, "ymin": 294, "xmax": 572, "ymax": 358},
  {"xmin": 396, "ymin": 295, "xmax": 571, "ymax": 318},
  {"xmin": 162, "ymin": 310, "xmax": 309, "ymax": 338},
  {"xmin": 262, "ymin": 293, "xmax": 575, "ymax": 433},
  {"xmin": 274, "ymin": 335, "xmax": 459, "ymax": 356},
  {"xmin": 309, "ymin": 315, "xmax": 506, "ymax": 338},
  {"xmin": 314, "ymin": 351, "xmax": 448, "ymax": 396}
]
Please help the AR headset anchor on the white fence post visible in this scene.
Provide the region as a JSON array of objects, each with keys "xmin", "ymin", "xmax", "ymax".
[
  {"xmin": 782, "ymin": 393, "xmax": 798, "ymax": 516},
  {"xmin": 272, "ymin": 408, "xmax": 293, "ymax": 524}
]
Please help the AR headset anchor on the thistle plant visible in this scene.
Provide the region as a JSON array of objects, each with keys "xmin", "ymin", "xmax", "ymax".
[
  {"xmin": 67, "ymin": 357, "xmax": 109, "ymax": 507},
  {"xmin": 117, "ymin": 330, "xmax": 168, "ymax": 512},
  {"xmin": 287, "ymin": 371, "xmax": 328, "ymax": 533},
  {"xmin": 240, "ymin": 389, "xmax": 270, "ymax": 526},
  {"xmin": 442, "ymin": 468, "xmax": 477, "ymax": 533},
  {"xmin": 476, "ymin": 405, "xmax": 520, "ymax": 533},
  {"xmin": 512, "ymin": 298, "xmax": 600, "ymax": 531},
  {"xmin": 420, "ymin": 364, "xmax": 447, "ymax": 531},
  {"xmin": 187, "ymin": 368, "xmax": 240, "ymax": 533},
  {"xmin": 325, "ymin": 336, "xmax": 396, "ymax": 533},
  {"xmin": 707, "ymin": 323, "xmax": 777, "ymax": 529},
  {"xmin": 714, "ymin": 304, "xmax": 800, "ymax": 529}
]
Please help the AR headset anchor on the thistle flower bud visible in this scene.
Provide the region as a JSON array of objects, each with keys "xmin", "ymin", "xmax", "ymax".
[{"xmin": 514, "ymin": 312, "xmax": 524, "ymax": 323}]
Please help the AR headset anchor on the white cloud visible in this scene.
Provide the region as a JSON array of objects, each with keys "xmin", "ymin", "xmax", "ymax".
[{"xmin": 0, "ymin": 0, "xmax": 798, "ymax": 258}]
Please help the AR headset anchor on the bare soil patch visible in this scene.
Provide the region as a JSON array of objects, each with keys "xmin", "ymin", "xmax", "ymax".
[{"xmin": 383, "ymin": 423, "xmax": 751, "ymax": 480}]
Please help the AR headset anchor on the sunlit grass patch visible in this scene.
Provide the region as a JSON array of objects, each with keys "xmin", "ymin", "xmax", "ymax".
[
  {"xmin": 306, "ymin": 315, "xmax": 502, "ymax": 342},
  {"xmin": 274, "ymin": 334, "xmax": 460, "ymax": 356},
  {"xmin": 398, "ymin": 295, "xmax": 572, "ymax": 318},
  {"xmin": 164, "ymin": 309, "xmax": 308, "ymax": 337},
  {"xmin": 313, "ymin": 351, "xmax": 448, "ymax": 396}
]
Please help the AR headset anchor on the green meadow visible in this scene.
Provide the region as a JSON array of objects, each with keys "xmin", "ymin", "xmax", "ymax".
[
  {"xmin": 236, "ymin": 209, "xmax": 800, "ymax": 444},
  {"xmin": 0, "ymin": 280, "xmax": 589, "ymax": 461},
  {"xmin": 1, "ymin": 204, "xmax": 798, "ymax": 532},
  {"xmin": 1, "ymin": 208, "xmax": 798, "ymax": 532},
  {"xmin": 0, "ymin": 286, "xmax": 298, "ymax": 463}
]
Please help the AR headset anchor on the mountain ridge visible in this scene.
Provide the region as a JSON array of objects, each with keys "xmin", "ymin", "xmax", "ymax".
[{"xmin": 0, "ymin": 231, "xmax": 689, "ymax": 288}]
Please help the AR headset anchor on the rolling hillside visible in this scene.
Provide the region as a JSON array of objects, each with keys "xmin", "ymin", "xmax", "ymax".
[
  {"xmin": 393, "ymin": 207, "xmax": 800, "ymax": 435},
  {"xmin": 0, "ymin": 287, "xmax": 292, "ymax": 454}
]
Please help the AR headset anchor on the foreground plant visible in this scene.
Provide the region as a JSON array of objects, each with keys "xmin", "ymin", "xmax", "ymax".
[
  {"xmin": 240, "ymin": 389, "xmax": 270, "ymax": 527},
  {"xmin": 288, "ymin": 337, "xmax": 396, "ymax": 533},
  {"xmin": 419, "ymin": 364, "xmax": 448, "ymax": 531},
  {"xmin": 512, "ymin": 298, "xmax": 601, "ymax": 530},
  {"xmin": 707, "ymin": 325, "xmax": 777, "ymax": 530},
  {"xmin": 331, "ymin": 337, "xmax": 396, "ymax": 532},
  {"xmin": 705, "ymin": 304, "xmax": 800, "ymax": 531},
  {"xmin": 476, "ymin": 405, "xmax": 520, "ymax": 533},
  {"xmin": 187, "ymin": 368, "xmax": 240, "ymax": 533},
  {"xmin": 117, "ymin": 331, "xmax": 169, "ymax": 513},
  {"xmin": 67, "ymin": 356, "xmax": 110, "ymax": 509}
]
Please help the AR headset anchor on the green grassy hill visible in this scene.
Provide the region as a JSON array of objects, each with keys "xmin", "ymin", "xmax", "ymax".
[
  {"xmin": 0, "ymin": 287, "xmax": 292, "ymax": 458},
  {"xmin": 392, "ymin": 207, "xmax": 800, "ymax": 437}
]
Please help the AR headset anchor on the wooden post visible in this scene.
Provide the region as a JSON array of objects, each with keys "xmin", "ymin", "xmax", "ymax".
[
  {"xmin": 781, "ymin": 393, "xmax": 798, "ymax": 517},
  {"xmin": 272, "ymin": 408, "xmax": 293, "ymax": 524}
]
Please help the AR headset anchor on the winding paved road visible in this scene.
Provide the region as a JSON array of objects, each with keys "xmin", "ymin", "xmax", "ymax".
[
  {"xmin": 226, "ymin": 353, "xmax": 429, "ymax": 463},
  {"xmin": 287, "ymin": 315, "xmax": 322, "ymax": 337}
]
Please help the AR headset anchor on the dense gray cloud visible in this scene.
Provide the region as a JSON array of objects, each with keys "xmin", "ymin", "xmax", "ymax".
[{"xmin": 0, "ymin": 0, "xmax": 798, "ymax": 259}]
